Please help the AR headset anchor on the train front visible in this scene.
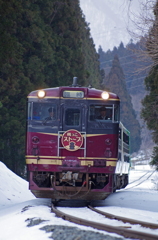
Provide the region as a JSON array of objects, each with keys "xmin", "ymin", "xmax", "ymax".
[{"xmin": 26, "ymin": 84, "xmax": 124, "ymax": 201}]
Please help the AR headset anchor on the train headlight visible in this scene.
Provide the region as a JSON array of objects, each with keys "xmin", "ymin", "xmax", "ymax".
[
  {"xmin": 101, "ymin": 91, "xmax": 109, "ymax": 100},
  {"xmin": 37, "ymin": 90, "xmax": 45, "ymax": 98}
]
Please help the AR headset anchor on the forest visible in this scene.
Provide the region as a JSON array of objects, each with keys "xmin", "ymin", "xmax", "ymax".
[
  {"xmin": 0, "ymin": 0, "xmax": 101, "ymax": 176},
  {"xmin": 0, "ymin": 0, "xmax": 147, "ymax": 176}
]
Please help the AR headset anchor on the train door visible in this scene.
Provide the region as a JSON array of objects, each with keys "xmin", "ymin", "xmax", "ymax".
[
  {"xmin": 58, "ymin": 100, "xmax": 87, "ymax": 157},
  {"xmin": 59, "ymin": 100, "xmax": 87, "ymax": 132}
]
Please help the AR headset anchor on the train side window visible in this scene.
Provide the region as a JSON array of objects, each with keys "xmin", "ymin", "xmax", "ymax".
[
  {"xmin": 123, "ymin": 132, "xmax": 129, "ymax": 145},
  {"xmin": 65, "ymin": 108, "xmax": 80, "ymax": 126}
]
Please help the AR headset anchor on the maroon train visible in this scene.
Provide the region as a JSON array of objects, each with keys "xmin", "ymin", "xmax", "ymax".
[{"xmin": 26, "ymin": 77, "xmax": 130, "ymax": 201}]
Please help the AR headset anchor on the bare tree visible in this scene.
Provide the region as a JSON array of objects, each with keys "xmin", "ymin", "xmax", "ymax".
[
  {"xmin": 127, "ymin": 0, "xmax": 157, "ymax": 70},
  {"xmin": 146, "ymin": 1, "xmax": 158, "ymax": 65}
]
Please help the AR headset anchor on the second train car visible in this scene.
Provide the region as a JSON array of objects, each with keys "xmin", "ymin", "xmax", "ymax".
[{"xmin": 26, "ymin": 77, "xmax": 130, "ymax": 201}]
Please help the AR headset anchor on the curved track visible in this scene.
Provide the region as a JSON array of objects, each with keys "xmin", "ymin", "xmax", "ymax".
[
  {"xmin": 88, "ymin": 205, "xmax": 158, "ymax": 229},
  {"xmin": 51, "ymin": 204, "xmax": 158, "ymax": 240}
]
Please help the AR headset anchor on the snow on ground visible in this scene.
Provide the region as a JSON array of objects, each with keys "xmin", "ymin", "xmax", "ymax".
[
  {"xmin": 0, "ymin": 162, "xmax": 34, "ymax": 207},
  {"xmin": 0, "ymin": 161, "xmax": 158, "ymax": 240}
]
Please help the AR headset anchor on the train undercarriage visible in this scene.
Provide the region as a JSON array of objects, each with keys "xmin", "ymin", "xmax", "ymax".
[{"xmin": 29, "ymin": 170, "xmax": 128, "ymax": 200}]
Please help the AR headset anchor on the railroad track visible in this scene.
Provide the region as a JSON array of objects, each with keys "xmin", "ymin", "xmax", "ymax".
[
  {"xmin": 129, "ymin": 170, "xmax": 155, "ymax": 185},
  {"xmin": 88, "ymin": 205, "xmax": 158, "ymax": 229},
  {"xmin": 51, "ymin": 204, "xmax": 158, "ymax": 240},
  {"xmin": 125, "ymin": 170, "xmax": 156, "ymax": 190}
]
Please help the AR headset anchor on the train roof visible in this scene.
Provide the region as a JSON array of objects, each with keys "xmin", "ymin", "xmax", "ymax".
[{"xmin": 28, "ymin": 86, "xmax": 120, "ymax": 101}]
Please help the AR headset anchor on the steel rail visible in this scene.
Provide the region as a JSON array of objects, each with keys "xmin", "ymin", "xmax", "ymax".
[
  {"xmin": 125, "ymin": 170, "xmax": 156, "ymax": 190},
  {"xmin": 88, "ymin": 205, "xmax": 158, "ymax": 229},
  {"xmin": 127, "ymin": 170, "xmax": 154, "ymax": 185},
  {"xmin": 51, "ymin": 204, "xmax": 158, "ymax": 240}
]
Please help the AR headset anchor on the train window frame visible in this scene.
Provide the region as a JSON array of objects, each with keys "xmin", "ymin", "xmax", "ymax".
[
  {"xmin": 113, "ymin": 104, "xmax": 120, "ymax": 122},
  {"xmin": 28, "ymin": 102, "xmax": 57, "ymax": 124},
  {"xmin": 65, "ymin": 108, "xmax": 81, "ymax": 126},
  {"xmin": 27, "ymin": 102, "xmax": 33, "ymax": 121},
  {"xmin": 89, "ymin": 104, "xmax": 119, "ymax": 122}
]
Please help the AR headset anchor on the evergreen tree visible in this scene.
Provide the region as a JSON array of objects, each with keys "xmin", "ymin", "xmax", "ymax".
[
  {"xmin": 104, "ymin": 55, "xmax": 141, "ymax": 153},
  {"xmin": 98, "ymin": 38, "xmax": 149, "ymax": 95},
  {"xmin": 141, "ymin": 1, "xmax": 158, "ymax": 169},
  {"xmin": 141, "ymin": 67, "xmax": 158, "ymax": 169}
]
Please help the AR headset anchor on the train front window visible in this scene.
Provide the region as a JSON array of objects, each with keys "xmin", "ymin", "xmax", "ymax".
[
  {"xmin": 89, "ymin": 105, "xmax": 119, "ymax": 122},
  {"xmin": 28, "ymin": 102, "xmax": 57, "ymax": 122},
  {"xmin": 65, "ymin": 108, "xmax": 80, "ymax": 126}
]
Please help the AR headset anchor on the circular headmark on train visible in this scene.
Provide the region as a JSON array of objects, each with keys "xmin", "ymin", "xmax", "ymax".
[{"xmin": 61, "ymin": 129, "xmax": 83, "ymax": 151}]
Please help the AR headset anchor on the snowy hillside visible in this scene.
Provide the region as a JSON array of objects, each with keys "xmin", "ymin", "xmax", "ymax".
[
  {"xmin": 79, "ymin": 0, "xmax": 153, "ymax": 52},
  {"xmin": 0, "ymin": 162, "xmax": 34, "ymax": 208}
]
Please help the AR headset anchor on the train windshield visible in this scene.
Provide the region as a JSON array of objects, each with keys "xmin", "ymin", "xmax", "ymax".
[
  {"xmin": 28, "ymin": 102, "xmax": 57, "ymax": 122},
  {"xmin": 89, "ymin": 104, "xmax": 119, "ymax": 122}
]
